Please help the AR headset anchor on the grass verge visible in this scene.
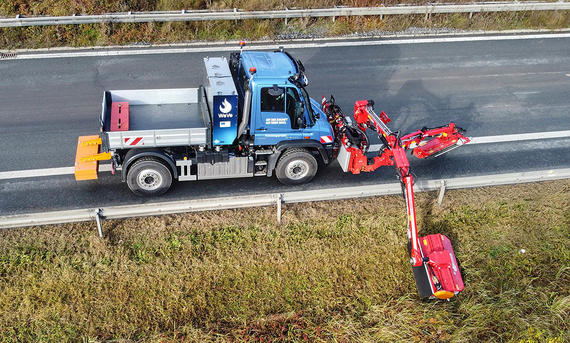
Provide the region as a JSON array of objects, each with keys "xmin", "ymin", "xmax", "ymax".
[
  {"xmin": 0, "ymin": 5, "xmax": 569, "ymax": 49},
  {"xmin": 0, "ymin": 180, "xmax": 568, "ymax": 341}
]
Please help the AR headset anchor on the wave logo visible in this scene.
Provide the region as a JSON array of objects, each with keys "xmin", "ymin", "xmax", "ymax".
[{"xmin": 219, "ymin": 98, "xmax": 232, "ymax": 114}]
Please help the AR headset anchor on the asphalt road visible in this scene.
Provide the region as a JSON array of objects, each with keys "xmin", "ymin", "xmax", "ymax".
[{"xmin": 1, "ymin": 34, "xmax": 569, "ymax": 215}]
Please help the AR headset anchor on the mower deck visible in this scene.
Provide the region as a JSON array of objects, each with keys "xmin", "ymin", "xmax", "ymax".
[{"xmin": 414, "ymin": 234, "xmax": 464, "ymax": 299}]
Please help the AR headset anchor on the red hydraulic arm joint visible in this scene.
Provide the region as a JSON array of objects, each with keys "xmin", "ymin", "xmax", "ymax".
[
  {"xmin": 352, "ymin": 100, "xmax": 470, "ymax": 165},
  {"xmin": 341, "ymin": 100, "xmax": 471, "ymax": 175}
]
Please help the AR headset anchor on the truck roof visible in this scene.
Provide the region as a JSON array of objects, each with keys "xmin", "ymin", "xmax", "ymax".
[{"xmin": 240, "ymin": 51, "xmax": 297, "ymax": 79}]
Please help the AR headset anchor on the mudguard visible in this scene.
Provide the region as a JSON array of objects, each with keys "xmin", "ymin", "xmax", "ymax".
[{"xmin": 266, "ymin": 140, "xmax": 331, "ymax": 177}]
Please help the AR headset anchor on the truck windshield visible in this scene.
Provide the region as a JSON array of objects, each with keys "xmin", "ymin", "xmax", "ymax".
[{"xmin": 299, "ymin": 86, "xmax": 316, "ymax": 126}]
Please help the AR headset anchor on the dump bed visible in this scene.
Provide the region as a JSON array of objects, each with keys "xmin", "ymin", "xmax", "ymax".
[{"xmin": 101, "ymin": 87, "xmax": 210, "ymax": 150}]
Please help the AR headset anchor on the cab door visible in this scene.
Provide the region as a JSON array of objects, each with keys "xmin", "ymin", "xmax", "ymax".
[{"xmin": 253, "ymin": 85, "xmax": 310, "ymax": 146}]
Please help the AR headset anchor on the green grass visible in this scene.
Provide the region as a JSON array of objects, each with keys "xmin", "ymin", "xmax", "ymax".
[
  {"xmin": 0, "ymin": 1, "xmax": 568, "ymax": 50},
  {"xmin": 0, "ymin": 180, "xmax": 568, "ymax": 342}
]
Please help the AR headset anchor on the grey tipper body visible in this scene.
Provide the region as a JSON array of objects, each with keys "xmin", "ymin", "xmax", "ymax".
[{"xmin": 102, "ymin": 88, "xmax": 210, "ymax": 149}]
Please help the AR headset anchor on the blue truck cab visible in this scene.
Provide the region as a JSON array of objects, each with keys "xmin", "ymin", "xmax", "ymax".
[{"xmin": 233, "ymin": 51, "xmax": 333, "ymax": 147}]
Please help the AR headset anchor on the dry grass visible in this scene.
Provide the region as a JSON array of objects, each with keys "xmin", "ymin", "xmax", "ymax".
[
  {"xmin": 0, "ymin": 1, "xmax": 535, "ymax": 16},
  {"xmin": 0, "ymin": 1, "xmax": 568, "ymax": 49},
  {"xmin": 0, "ymin": 180, "xmax": 568, "ymax": 342}
]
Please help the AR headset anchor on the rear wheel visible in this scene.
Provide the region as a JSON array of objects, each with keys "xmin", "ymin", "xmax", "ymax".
[
  {"xmin": 275, "ymin": 148, "xmax": 318, "ymax": 185},
  {"xmin": 126, "ymin": 157, "xmax": 172, "ymax": 196}
]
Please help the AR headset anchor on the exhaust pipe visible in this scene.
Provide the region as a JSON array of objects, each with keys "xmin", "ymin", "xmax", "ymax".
[{"xmin": 237, "ymin": 88, "xmax": 251, "ymax": 139}]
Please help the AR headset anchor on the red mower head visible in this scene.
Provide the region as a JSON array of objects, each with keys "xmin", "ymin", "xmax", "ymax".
[{"xmin": 412, "ymin": 234, "xmax": 464, "ymax": 300}]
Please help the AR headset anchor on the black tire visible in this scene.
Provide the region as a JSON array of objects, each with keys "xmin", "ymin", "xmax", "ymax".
[
  {"xmin": 126, "ymin": 157, "xmax": 172, "ymax": 196},
  {"xmin": 275, "ymin": 148, "xmax": 318, "ymax": 185}
]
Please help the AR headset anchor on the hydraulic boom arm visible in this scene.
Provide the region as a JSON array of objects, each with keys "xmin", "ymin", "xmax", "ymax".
[{"xmin": 322, "ymin": 97, "xmax": 468, "ymax": 300}]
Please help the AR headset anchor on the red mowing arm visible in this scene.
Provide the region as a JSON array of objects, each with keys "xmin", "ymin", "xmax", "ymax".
[
  {"xmin": 322, "ymin": 97, "xmax": 467, "ymax": 299},
  {"xmin": 353, "ymin": 101, "xmax": 425, "ymax": 266}
]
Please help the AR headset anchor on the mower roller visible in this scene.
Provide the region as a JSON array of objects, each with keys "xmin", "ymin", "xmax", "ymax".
[{"xmin": 322, "ymin": 96, "xmax": 470, "ymax": 300}]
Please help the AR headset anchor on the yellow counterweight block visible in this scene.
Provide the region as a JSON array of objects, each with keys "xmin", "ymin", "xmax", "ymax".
[{"xmin": 74, "ymin": 135, "xmax": 111, "ymax": 180}]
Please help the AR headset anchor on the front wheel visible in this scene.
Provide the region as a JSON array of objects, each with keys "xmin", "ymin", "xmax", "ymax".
[
  {"xmin": 275, "ymin": 148, "xmax": 318, "ymax": 185},
  {"xmin": 126, "ymin": 157, "xmax": 173, "ymax": 196}
]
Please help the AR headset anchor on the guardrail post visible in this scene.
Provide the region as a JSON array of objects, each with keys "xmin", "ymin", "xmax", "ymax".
[
  {"xmin": 276, "ymin": 193, "xmax": 282, "ymax": 224},
  {"xmin": 94, "ymin": 209, "xmax": 104, "ymax": 237},
  {"xmin": 437, "ymin": 180, "xmax": 446, "ymax": 206}
]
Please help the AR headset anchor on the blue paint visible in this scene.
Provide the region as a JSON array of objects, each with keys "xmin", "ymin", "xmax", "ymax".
[{"xmin": 212, "ymin": 94, "xmax": 238, "ymax": 145}]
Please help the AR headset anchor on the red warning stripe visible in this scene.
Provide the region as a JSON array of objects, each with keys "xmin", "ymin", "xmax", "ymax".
[
  {"xmin": 123, "ymin": 137, "xmax": 144, "ymax": 146},
  {"xmin": 130, "ymin": 137, "xmax": 143, "ymax": 146}
]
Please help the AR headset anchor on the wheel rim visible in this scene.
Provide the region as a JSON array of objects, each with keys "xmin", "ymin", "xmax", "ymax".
[
  {"xmin": 285, "ymin": 160, "xmax": 309, "ymax": 180},
  {"xmin": 137, "ymin": 169, "xmax": 163, "ymax": 191}
]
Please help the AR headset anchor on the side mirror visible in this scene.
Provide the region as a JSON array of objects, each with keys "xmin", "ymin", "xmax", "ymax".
[
  {"xmin": 306, "ymin": 101, "xmax": 320, "ymax": 120},
  {"xmin": 297, "ymin": 59, "xmax": 305, "ymax": 72}
]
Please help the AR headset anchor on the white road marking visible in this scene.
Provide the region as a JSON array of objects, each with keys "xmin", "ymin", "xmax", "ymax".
[
  {"xmin": 4, "ymin": 32, "xmax": 570, "ymax": 60},
  {"xmin": 0, "ymin": 164, "xmax": 112, "ymax": 180},
  {"xmin": 469, "ymin": 130, "xmax": 570, "ymax": 144},
  {"xmin": 391, "ymin": 71, "xmax": 569, "ymax": 83},
  {"xmin": 0, "ymin": 166, "xmax": 75, "ymax": 179},
  {"xmin": 367, "ymin": 130, "xmax": 570, "ymax": 152},
  {"xmin": 1, "ymin": 130, "xmax": 569, "ymax": 181},
  {"xmin": 512, "ymin": 91, "xmax": 541, "ymax": 96}
]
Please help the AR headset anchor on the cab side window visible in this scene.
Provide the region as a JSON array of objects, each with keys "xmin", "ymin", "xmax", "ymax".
[
  {"xmin": 260, "ymin": 87, "xmax": 285, "ymax": 112},
  {"xmin": 286, "ymin": 88, "xmax": 305, "ymax": 129}
]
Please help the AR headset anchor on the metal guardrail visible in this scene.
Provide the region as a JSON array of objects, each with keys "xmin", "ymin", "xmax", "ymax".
[
  {"xmin": 1, "ymin": 168, "xmax": 569, "ymax": 231},
  {"xmin": 1, "ymin": 2, "xmax": 569, "ymax": 27}
]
